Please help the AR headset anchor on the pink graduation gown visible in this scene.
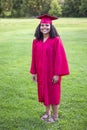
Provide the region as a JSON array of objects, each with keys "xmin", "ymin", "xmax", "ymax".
[{"xmin": 30, "ymin": 36, "xmax": 70, "ymax": 106}]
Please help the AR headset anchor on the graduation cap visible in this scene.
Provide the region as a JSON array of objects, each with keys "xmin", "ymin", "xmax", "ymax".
[{"xmin": 37, "ymin": 14, "xmax": 58, "ymax": 24}]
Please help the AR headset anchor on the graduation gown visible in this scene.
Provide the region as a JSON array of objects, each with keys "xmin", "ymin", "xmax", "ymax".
[{"xmin": 30, "ymin": 36, "xmax": 70, "ymax": 106}]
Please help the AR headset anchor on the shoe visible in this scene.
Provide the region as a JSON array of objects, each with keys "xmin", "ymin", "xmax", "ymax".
[
  {"xmin": 41, "ymin": 113, "xmax": 51, "ymax": 121},
  {"xmin": 46, "ymin": 115, "xmax": 58, "ymax": 123}
]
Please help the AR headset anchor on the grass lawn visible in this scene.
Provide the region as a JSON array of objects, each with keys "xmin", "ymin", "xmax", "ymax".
[{"xmin": 0, "ymin": 18, "xmax": 87, "ymax": 130}]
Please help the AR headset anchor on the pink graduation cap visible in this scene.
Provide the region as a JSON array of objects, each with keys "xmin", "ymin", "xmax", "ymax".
[{"xmin": 37, "ymin": 14, "xmax": 58, "ymax": 24}]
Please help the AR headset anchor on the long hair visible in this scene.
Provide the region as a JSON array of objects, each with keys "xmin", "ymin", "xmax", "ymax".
[{"xmin": 34, "ymin": 24, "xmax": 59, "ymax": 40}]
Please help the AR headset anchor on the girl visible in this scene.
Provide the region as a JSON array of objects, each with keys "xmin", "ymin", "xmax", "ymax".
[{"xmin": 30, "ymin": 14, "xmax": 70, "ymax": 123}]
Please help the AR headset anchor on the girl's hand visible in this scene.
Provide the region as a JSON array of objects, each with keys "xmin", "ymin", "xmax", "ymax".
[
  {"xmin": 52, "ymin": 75, "xmax": 59, "ymax": 84},
  {"xmin": 32, "ymin": 74, "xmax": 37, "ymax": 82}
]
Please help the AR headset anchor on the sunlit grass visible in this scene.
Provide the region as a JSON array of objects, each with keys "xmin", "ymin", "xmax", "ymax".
[{"xmin": 0, "ymin": 18, "xmax": 87, "ymax": 130}]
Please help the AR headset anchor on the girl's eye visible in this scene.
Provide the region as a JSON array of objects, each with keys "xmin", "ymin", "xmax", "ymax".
[
  {"xmin": 46, "ymin": 24, "xmax": 49, "ymax": 26},
  {"xmin": 41, "ymin": 24, "xmax": 50, "ymax": 27}
]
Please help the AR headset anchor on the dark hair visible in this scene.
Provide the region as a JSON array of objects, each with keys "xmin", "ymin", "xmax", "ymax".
[{"xmin": 34, "ymin": 24, "xmax": 59, "ymax": 40}]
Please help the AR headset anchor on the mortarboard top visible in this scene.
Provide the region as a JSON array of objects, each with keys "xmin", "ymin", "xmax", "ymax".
[{"xmin": 37, "ymin": 14, "xmax": 58, "ymax": 24}]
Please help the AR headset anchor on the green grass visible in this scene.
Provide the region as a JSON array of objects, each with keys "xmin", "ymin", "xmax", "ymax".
[{"xmin": 0, "ymin": 18, "xmax": 87, "ymax": 130}]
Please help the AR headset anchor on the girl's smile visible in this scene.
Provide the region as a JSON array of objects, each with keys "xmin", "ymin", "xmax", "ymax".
[{"xmin": 40, "ymin": 23, "xmax": 51, "ymax": 34}]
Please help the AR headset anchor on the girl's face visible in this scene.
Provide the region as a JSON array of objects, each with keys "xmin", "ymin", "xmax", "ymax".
[{"xmin": 40, "ymin": 23, "xmax": 51, "ymax": 35}]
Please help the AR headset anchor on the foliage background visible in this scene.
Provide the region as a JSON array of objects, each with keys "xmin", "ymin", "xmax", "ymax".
[{"xmin": 0, "ymin": 0, "xmax": 87, "ymax": 18}]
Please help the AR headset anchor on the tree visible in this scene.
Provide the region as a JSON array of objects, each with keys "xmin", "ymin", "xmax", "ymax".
[
  {"xmin": 26, "ymin": 0, "xmax": 51, "ymax": 16},
  {"xmin": 62, "ymin": 0, "xmax": 81, "ymax": 17},
  {"xmin": 0, "ymin": 0, "xmax": 2, "ymax": 17},
  {"xmin": 0, "ymin": 0, "xmax": 12, "ymax": 17},
  {"xmin": 0, "ymin": 0, "xmax": 51, "ymax": 17},
  {"xmin": 0, "ymin": 0, "xmax": 86, "ymax": 17},
  {"xmin": 79, "ymin": 0, "xmax": 87, "ymax": 17},
  {"xmin": 49, "ymin": 0, "xmax": 62, "ymax": 16},
  {"xmin": 11, "ymin": 0, "xmax": 24, "ymax": 17}
]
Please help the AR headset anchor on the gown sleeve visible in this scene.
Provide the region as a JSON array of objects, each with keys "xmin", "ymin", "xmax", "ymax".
[
  {"xmin": 30, "ymin": 39, "xmax": 37, "ymax": 74},
  {"xmin": 53, "ymin": 37, "xmax": 70, "ymax": 76}
]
